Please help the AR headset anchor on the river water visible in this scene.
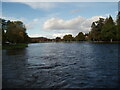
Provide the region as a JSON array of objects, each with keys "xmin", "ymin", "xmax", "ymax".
[{"xmin": 2, "ymin": 42, "xmax": 120, "ymax": 88}]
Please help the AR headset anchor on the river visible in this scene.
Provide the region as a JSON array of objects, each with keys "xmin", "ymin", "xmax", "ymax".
[{"xmin": 2, "ymin": 42, "xmax": 119, "ymax": 88}]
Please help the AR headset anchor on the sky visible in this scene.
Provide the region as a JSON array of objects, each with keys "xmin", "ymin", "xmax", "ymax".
[{"xmin": 1, "ymin": 1, "xmax": 118, "ymax": 38}]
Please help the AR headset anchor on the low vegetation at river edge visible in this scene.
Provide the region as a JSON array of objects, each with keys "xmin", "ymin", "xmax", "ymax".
[{"xmin": 1, "ymin": 12, "xmax": 120, "ymax": 49}]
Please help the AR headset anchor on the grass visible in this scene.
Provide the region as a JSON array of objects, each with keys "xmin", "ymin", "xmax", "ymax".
[{"xmin": 2, "ymin": 43, "xmax": 28, "ymax": 50}]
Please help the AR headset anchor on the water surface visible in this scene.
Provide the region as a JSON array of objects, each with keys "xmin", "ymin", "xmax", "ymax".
[{"xmin": 3, "ymin": 42, "xmax": 119, "ymax": 88}]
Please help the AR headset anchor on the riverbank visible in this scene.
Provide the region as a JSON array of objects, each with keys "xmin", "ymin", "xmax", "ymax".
[
  {"xmin": 2, "ymin": 43, "xmax": 28, "ymax": 49},
  {"xmin": 31, "ymin": 41, "xmax": 120, "ymax": 43},
  {"xmin": 2, "ymin": 41, "xmax": 120, "ymax": 50}
]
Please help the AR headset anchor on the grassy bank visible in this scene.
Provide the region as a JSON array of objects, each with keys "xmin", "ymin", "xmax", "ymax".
[{"xmin": 2, "ymin": 43, "xmax": 28, "ymax": 50}]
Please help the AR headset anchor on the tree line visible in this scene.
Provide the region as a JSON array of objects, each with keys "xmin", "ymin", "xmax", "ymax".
[
  {"xmin": 1, "ymin": 11, "xmax": 120, "ymax": 44},
  {"xmin": 31, "ymin": 12, "xmax": 120, "ymax": 42}
]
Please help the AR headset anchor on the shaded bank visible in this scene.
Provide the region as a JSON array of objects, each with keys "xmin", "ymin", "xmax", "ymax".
[{"xmin": 2, "ymin": 43, "xmax": 28, "ymax": 49}]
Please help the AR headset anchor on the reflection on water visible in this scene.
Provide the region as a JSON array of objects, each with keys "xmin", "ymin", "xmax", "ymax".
[{"xmin": 2, "ymin": 43, "xmax": 119, "ymax": 88}]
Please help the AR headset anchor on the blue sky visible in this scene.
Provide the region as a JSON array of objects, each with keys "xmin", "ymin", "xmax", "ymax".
[{"xmin": 2, "ymin": 2, "xmax": 118, "ymax": 38}]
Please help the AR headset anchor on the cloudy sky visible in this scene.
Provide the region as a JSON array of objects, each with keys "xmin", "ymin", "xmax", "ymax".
[{"xmin": 2, "ymin": 1, "xmax": 118, "ymax": 38}]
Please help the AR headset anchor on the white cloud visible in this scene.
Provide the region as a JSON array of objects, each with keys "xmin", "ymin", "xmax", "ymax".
[
  {"xmin": 28, "ymin": 34, "xmax": 43, "ymax": 37},
  {"xmin": 29, "ymin": 33, "xmax": 73, "ymax": 38},
  {"xmin": 1, "ymin": 16, "xmax": 40, "ymax": 30},
  {"xmin": 104, "ymin": 14, "xmax": 111, "ymax": 17},
  {"xmin": 115, "ymin": 11, "xmax": 118, "ymax": 14},
  {"xmin": 52, "ymin": 33, "xmax": 71, "ymax": 38},
  {"xmin": 21, "ymin": 2, "xmax": 56, "ymax": 10},
  {"xmin": 26, "ymin": 18, "xmax": 39, "ymax": 29},
  {"xmin": 2, "ymin": 16, "xmax": 26, "ymax": 21},
  {"xmin": 29, "ymin": 34, "xmax": 53, "ymax": 39},
  {"xmin": 43, "ymin": 16, "xmax": 85, "ymax": 30},
  {"xmin": 43, "ymin": 16, "xmax": 105, "ymax": 33},
  {"xmin": 2, "ymin": 0, "xmax": 56, "ymax": 10}
]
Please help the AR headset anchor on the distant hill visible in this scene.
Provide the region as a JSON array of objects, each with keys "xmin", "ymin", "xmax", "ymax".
[{"xmin": 30, "ymin": 37, "xmax": 52, "ymax": 43}]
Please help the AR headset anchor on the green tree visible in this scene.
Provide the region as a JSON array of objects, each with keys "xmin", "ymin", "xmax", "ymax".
[
  {"xmin": 63, "ymin": 34, "xmax": 74, "ymax": 41},
  {"xmin": 55, "ymin": 37, "xmax": 61, "ymax": 42},
  {"xmin": 101, "ymin": 16, "xmax": 116, "ymax": 41},
  {"xmin": 89, "ymin": 18, "xmax": 104, "ymax": 41},
  {"xmin": 2, "ymin": 19, "xmax": 30, "ymax": 44},
  {"xmin": 116, "ymin": 11, "xmax": 120, "ymax": 41},
  {"xmin": 75, "ymin": 32, "xmax": 85, "ymax": 41},
  {"xmin": 1, "ymin": 18, "xmax": 7, "ymax": 44},
  {"xmin": 88, "ymin": 22, "xmax": 96, "ymax": 41}
]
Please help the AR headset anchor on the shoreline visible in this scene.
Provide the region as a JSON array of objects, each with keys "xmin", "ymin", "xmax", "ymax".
[
  {"xmin": 31, "ymin": 41, "xmax": 120, "ymax": 43},
  {"xmin": 2, "ymin": 41, "xmax": 120, "ymax": 50}
]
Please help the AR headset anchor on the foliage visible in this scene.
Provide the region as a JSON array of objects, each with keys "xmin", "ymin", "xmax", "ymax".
[
  {"xmin": 55, "ymin": 37, "xmax": 61, "ymax": 42},
  {"xmin": 89, "ymin": 18, "xmax": 104, "ymax": 41},
  {"xmin": 75, "ymin": 32, "xmax": 85, "ymax": 41},
  {"xmin": 116, "ymin": 11, "xmax": 120, "ymax": 41},
  {"xmin": 101, "ymin": 16, "xmax": 116, "ymax": 41},
  {"xmin": 89, "ymin": 14, "xmax": 119, "ymax": 41},
  {"xmin": 63, "ymin": 34, "xmax": 74, "ymax": 41},
  {"xmin": 30, "ymin": 37, "xmax": 51, "ymax": 43},
  {"xmin": 1, "ymin": 18, "xmax": 30, "ymax": 44}
]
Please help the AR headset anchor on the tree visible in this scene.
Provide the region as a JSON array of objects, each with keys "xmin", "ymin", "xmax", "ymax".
[
  {"xmin": 89, "ymin": 18, "xmax": 105, "ymax": 41},
  {"xmin": 2, "ymin": 19, "xmax": 30, "ymax": 44},
  {"xmin": 55, "ymin": 37, "xmax": 61, "ymax": 42},
  {"xmin": 116, "ymin": 11, "xmax": 120, "ymax": 41},
  {"xmin": 84, "ymin": 33, "xmax": 89, "ymax": 41},
  {"xmin": 88, "ymin": 22, "xmax": 96, "ymax": 41},
  {"xmin": 101, "ymin": 16, "xmax": 116, "ymax": 41},
  {"xmin": 1, "ymin": 18, "xmax": 7, "ymax": 44},
  {"xmin": 75, "ymin": 32, "xmax": 85, "ymax": 41},
  {"xmin": 63, "ymin": 34, "xmax": 74, "ymax": 41}
]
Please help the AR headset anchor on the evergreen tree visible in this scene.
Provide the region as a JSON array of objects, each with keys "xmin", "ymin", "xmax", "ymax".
[
  {"xmin": 89, "ymin": 18, "xmax": 104, "ymax": 41},
  {"xmin": 101, "ymin": 16, "xmax": 116, "ymax": 41}
]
